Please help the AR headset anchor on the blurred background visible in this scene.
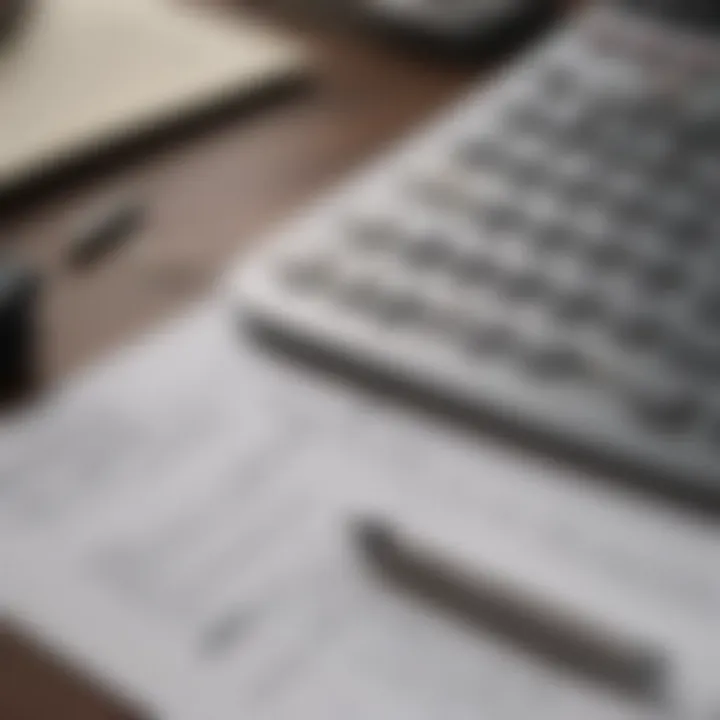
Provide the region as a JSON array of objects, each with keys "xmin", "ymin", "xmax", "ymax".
[{"xmin": 4, "ymin": 2, "xmax": 720, "ymax": 720}]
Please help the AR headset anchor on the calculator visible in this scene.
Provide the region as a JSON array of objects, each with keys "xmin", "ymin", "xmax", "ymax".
[{"xmin": 238, "ymin": 1, "xmax": 720, "ymax": 502}]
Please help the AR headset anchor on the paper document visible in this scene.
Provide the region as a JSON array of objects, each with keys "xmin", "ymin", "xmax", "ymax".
[{"xmin": 1, "ymin": 299, "xmax": 720, "ymax": 719}]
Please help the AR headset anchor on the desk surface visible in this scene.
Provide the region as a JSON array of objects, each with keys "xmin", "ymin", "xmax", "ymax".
[
  {"xmin": 0, "ymin": 0, "xmax": 474, "ymax": 383},
  {"xmin": 0, "ymin": 2, "xmax": 477, "ymax": 717}
]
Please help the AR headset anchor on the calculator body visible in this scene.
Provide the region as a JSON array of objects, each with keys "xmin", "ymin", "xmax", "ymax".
[{"xmin": 237, "ymin": 2, "xmax": 720, "ymax": 502}]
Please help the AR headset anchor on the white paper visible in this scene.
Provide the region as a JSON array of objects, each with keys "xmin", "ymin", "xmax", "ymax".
[{"xmin": 1, "ymin": 298, "xmax": 719, "ymax": 720}]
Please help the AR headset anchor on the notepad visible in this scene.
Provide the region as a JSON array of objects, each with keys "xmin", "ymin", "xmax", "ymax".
[{"xmin": 0, "ymin": 0, "xmax": 308, "ymax": 191}]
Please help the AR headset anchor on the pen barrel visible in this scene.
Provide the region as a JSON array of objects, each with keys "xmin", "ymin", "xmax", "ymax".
[{"xmin": 356, "ymin": 514, "xmax": 720, "ymax": 718}]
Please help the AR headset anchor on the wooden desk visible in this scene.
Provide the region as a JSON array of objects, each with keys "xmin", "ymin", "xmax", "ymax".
[
  {"xmin": 0, "ymin": 2, "xmax": 476, "ymax": 718},
  {"xmin": 0, "ymin": 1, "xmax": 474, "ymax": 383}
]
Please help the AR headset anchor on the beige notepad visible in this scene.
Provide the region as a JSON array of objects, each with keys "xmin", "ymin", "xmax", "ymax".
[{"xmin": 0, "ymin": 0, "xmax": 308, "ymax": 191}]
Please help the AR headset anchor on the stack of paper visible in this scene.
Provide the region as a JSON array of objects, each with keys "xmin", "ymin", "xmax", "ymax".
[{"xmin": 0, "ymin": 0, "xmax": 308, "ymax": 191}]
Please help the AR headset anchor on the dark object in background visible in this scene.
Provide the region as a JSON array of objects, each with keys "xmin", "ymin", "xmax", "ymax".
[
  {"xmin": 623, "ymin": 0, "xmax": 720, "ymax": 31},
  {"xmin": 0, "ymin": 0, "xmax": 30, "ymax": 47},
  {"xmin": 0, "ymin": 262, "xmax": 40, "ymax": 400},
  {"xmin": 361, "ymin": 0, "xmax": 558, "ymax": 55},
  {"xmin": 67, "ymin": 200, "xmax": 146, "ymax": 270}
]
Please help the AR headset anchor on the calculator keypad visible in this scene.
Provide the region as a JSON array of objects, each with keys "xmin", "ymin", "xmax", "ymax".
[{"xmin": 242, "ymin": 8, "xmax": 720, "ymax": 497}]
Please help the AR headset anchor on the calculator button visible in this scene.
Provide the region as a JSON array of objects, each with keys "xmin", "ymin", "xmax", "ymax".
[
  {"xmin": 457, "ymin": 139, "xmax": 505, "ymax": 170},
  {"xmin": 505, "ymin": 155, "xmax": 551, "ymax": 192},
  {"xmin": 608, "ymin": 188, "xmax": 655, "ymax": 225},
  {"xmin": 453, "ymin": 250, "xmax": 496, "ymax": 287},
  {"xmin": 281, "ymin": 255, "xmax": 336, "ymax": 294},
  {"xmin": 695, "ymin": 158, "xmax": 720, "ymax": 192},
  {"xmin": 585, "ymin": 236, "xmax": 630, "ymax": 271},
  {"xmin": 404, "ymin": 234, "xmax": 453, "ymax": 269},
  {"xmin": 636, "ymin": 255, "xmax": 685, "ymax": 295},
  {"xmin": 666, "ymin": 327, "xmax": 720, "ymax": 378},
  {"xmin": 553, "ymin": 278, "xmax": 604, "ymax": 324},
  {"xmin": 377, "ymin": 291, "xmax": 427, "ymax": 326},
  {"xmin": 505, "ymin": 103, "xmax": 566, "ymax": 139},
  {"xmin": 500, "ymin": 248, "xmax": 550, "ymax": 299},
  {"xmin": 629, "ymin": 375, "xmax": 699, "ymax": 432},
  {"xmin": 557, "ymin": 294, "xmax": 603, "ymax": 324},
  {"xmin": 480, "ymin": 201, "xmax": 524, "ymax": 234},
  {"xmin": 503, "ymin": 269, "xmax": 547, "ymax": 303},
  {"xmin": 347, "ymin": 218, "xmax": 402, "ymax": 253},
  {"xmin": 462, "ymin": 303, "xmax": 515, "ymax": 355},
  {"xmin": 553, "ymin": 155, "xmax": 597, "ymax": 194},
  {"xmin": 339, "ymin": 279, "xmax": 424, "ymax": 328},
  {"xmin": 335, "ymin": 277, "xmax": 381, "ymax": 312},
  {"xmin": 613, "ymin": 308, "xmax": 665, "ymax": 350},
  {"xmin": 504, "ymin": 105, "xmax": 543, "ymax": 135},
  {"xmin": 493, "ymin": 245, "xmax": 540, "ymax": 293},
  {"xmin": 532, "ymin": 221, "xmax": 576, "ymax": 255},
  {"xmin": 658, "ymin": 199, "xmax": 711, "ymax": 245},
  {"xmin": 561, "ymin": 172, "xmax": 604, "ymax": 206},
  {"xmin": 695, "ymin": 288, "xmax": 720, "ymax": 329},
  {"xmin": 467, "ymin": 322, "xmax": 515, "ymax": 356},
  {"xmin": 411, "ymin": 173, "xmax": 474, "ymax": 212},
  {"xmin": 707, "ymin": 412, "xmax": 720, "ymax": 447},
  {"xmin": 521, "ymin": 326, "xmax": 586, "ymax": 379},
  {"xmin": 541, "ymin": 66, "xmax": 580, "ymax": 100},
  {"xmin": 528, "ymin": 343, "xmax": 585, "ymax": 379}
]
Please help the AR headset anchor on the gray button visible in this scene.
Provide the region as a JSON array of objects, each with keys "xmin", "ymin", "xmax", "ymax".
[
  {"xmin": 630, "ymin": 375, "xmax": 699, "ymax": 431},
  {"xmin": 348, "ymin": 217, "xmax": 402, "ymax": 253},
  {"xmin": 524, "ymin": 333, "xmax": 586, "ymax": 379},
  {"xmin": 637, "ymin": 254, "xmax": 685, "ymax": 295},
  {"xmin": 404, "ymin": 233, "xmax": 453, "ymax": 269},
  {"xmin": 613, "ymin": 308, "xmax": 665, "ymax": 350},
  {"xmin": 282, "ymin": 254, "xmax": 336, "ymax": 294}
]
